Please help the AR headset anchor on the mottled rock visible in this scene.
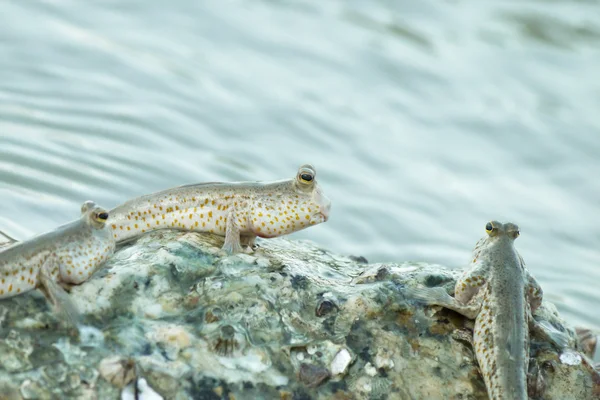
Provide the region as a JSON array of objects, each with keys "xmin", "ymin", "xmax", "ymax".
[
  {"xmin": 0, "ymin": 330, "xmax": 33, "ymax": 372},
  {"xmin": 0, "ymin": 231, "xmax": 596, "ymax": 399}
]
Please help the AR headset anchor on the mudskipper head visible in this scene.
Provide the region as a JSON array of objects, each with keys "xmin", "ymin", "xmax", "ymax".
[
  {"xmin": 250, "ymin": 164, "xmax": 331, "ymax": 238},
  {"xmin": 472, "ymin": 220, "xmax": 520, "ymax": 258},
  {"xmin": 293, "ymin": 164, "xmax": 331, "ymax": 225},
  {"xmin": 484, "ymin": 221, "xmax": 520, "ymax": 240},
  {"xmin": 81, "ymin": 200, "xmax": 110, "ymax": 229}
]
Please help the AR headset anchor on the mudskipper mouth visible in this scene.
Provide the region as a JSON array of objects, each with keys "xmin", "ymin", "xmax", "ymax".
[
  {"xmin": 320, "ymin": 200, "xmax": 331, "ymax": 222},
  {"xmin": 312, "ymin": 212, "xmax": 328, "ymax": 224},
  {"xmin": 312, "ymin": 187, "xmax": 331, "ymax": 224}
]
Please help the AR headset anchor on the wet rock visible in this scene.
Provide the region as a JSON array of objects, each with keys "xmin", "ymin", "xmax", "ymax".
[
  {"xmin": 348, "ymin": 255, "xmax": 368, "ymax": 264},
  {"xmin": 41, "ymin": 362, "xmax": 68, "ymax": 384},
  {"xmin": 0, "ymin": 230, "xmax": 594, "ymax": 399},
  {"xmin": 60, "ymin": 371, "xmax": 82, "ymax": 393},
  {"xmin": 576, "ymin": 327, "xmax": 598, "ymax": 360},
  {"xmin": 20, "ymin": 379, "xmax": 50, "ymax": 400},
  {"xmin": 29, "ymin": 345, "xmax": 64, "ymax": 369},
  {"xmin": 374, "ymin": 266, "xmax": 389, "ymax": 281},
  {"xmin": 291, "ymin": 275, "xmax": 310, "ymax": 290},
  {"xmin": 0, "ymin": 330, "xmax": 33, "ymax": 372},
  {"xmin": 0, "ymin": 378, "xmax": 20, "ymax": 400}
]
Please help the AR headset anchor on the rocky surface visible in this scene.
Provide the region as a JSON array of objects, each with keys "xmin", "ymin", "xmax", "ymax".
[{"xmin": 0, "ymin": 230, "xmax": 598, "ymax": 399}]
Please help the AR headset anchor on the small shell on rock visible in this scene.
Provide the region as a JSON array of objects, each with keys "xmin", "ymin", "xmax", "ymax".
[
  {"xmin": 330, "ymin": 349, "xmax": 352, "ymax": 376},
  {"xmin": 559, "ymin": 351, "xmax": 582, "ymax": 366},
  {"xmin": 315, "ymin": 299, "xmax": 338, "ymax": 317},
  {"xmin": 121, "ymin": 378, "xmax": 163, "ymax": 400},
  {"xmin": 364, "ymin": 362, "xmax": 377, "ymax": 377},
  {"xmin": 99, "ymin": 356, "xmax": 137, "ymax": 388},
  {"xmin": 298, "ymin": 363, "xmax": 330, "ymax": 387},
  {"xmin": 213, "ymin": 324, "xmax": 240, "ymax": 356},
  {"xmin": 374, "ymin": 349, "xmax": 395, "ymax": 370}
]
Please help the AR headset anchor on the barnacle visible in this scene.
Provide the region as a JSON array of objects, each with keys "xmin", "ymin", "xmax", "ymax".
[
  {"xmin": 212, "ymin": 324, "xmax": 239, "ymax": 356},
  {"xmin": 98, "ymin": 356, "xmax": 136, "ymax": 388}
]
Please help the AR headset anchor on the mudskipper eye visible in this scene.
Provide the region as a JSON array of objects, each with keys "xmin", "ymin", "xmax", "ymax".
[
  {"xmin": 297, "ymin": 164, "xmax": 316, "ymax": 185},
  {"xmin": 300, "ymin": 173, "xmax": 313, "ymax": 182},
  {"xmin": 97, "ymin": 212, "xmax": 109, "ymax": 221},
  {"xmin": 485, "ymin": 222, "xmax": 493, "ymax": 233}
]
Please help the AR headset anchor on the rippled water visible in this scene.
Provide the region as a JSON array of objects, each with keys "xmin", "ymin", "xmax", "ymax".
[{"xmin": 0, "ymin": 0, "xmax": 599, "ymax": 332}]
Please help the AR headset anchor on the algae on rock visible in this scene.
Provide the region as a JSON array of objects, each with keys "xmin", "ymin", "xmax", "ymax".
[{"xmin": 0, "ymin": 230, "xmax": 597, "ymax": 399}]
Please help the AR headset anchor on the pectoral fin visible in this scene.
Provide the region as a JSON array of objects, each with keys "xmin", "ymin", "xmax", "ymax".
[
  {"xmin": 38, "ymin": 257, "xmax": 80, "ymax": 333},
  {"xmin": 404, "ymin": 286, "xmax": 482, "ymax": 319},
  {"xmin": 222, "ymin": 209, "xmax": 243, "ymax": 255},
  {"xmin": 529, "ymin": 316, "xmax": 570, "ymax": 349}
]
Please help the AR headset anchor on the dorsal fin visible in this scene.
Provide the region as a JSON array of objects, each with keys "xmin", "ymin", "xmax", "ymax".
[
  {"xmin": 176, "ymin": 181, "xmax": 228, "ymax": 189},
  {"xmin": 0, "ymin": 230, "xmax": 18, "ymax": 248}
]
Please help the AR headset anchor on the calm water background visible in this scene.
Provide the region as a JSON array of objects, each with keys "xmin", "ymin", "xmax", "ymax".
[{"xmin": 0, "ymin": 1, "xmax": 599, "ymax": 332}]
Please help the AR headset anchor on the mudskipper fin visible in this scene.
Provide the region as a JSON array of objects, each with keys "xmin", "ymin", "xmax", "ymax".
[
  {"xmin": 403, "ymin": 286, "xmax": 456, "ymax": 306},
  {"xmin": 403, "ymin": 286, "xmax": 481, "ymax": 319},
  {"xmin": 38, "ymin": 257, "xmax": 81, "ymax": 334},
  {"xmin": 531, "ymin": 318, "xmax": 570, "ymax": 349},
  {"xmin": 0, "ymin": 230, "xmax": 17, "ymax": 249}
]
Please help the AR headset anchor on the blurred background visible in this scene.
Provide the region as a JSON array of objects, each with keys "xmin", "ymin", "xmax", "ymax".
[{"xmin": 0, "ymin": 0, "xmax": 598, "ymax": 334}]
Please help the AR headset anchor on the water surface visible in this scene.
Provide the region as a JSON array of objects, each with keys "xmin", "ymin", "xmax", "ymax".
[{"xmin": 0, "ymin": 0, "xmax": 599, "ymax": 332}]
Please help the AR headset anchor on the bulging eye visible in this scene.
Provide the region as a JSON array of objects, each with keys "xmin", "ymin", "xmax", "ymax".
[
  {"xmin": 296, "ymin": 164, "xmax": 317, "ymax": 185},
  {"xmin": 300, "ymin": 173, "xmax": 313, "ymax": 182},
  {"xmin": 485, "ymin": 222, "xmax": 493, "ymax": 233},
  {"xmin": 297, "ymin": 165, "xmax": 316, "ymax": 185},
  {"xmin": 97, "ymin": 212, "xmax": 109, "ymax": 221},
  {"xmin": 514, "ymin": 230, "xmax": 520, "ymax": 237}
]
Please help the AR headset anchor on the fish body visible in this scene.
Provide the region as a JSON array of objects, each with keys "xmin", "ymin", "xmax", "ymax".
[
  {"xmin": 109, "ymin": 164, "xmax": 331, "ymax": 253},
  {"xmin": 0, "ymin": 201, "xmax": 114, "ymax": 326},
  {"xmin": 471, "ymin": 230, "xmax": 528, "ymax": 399},
  {"xmin": 407, "ymin": 221, "xmax": 545, "ymax": 400}
]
